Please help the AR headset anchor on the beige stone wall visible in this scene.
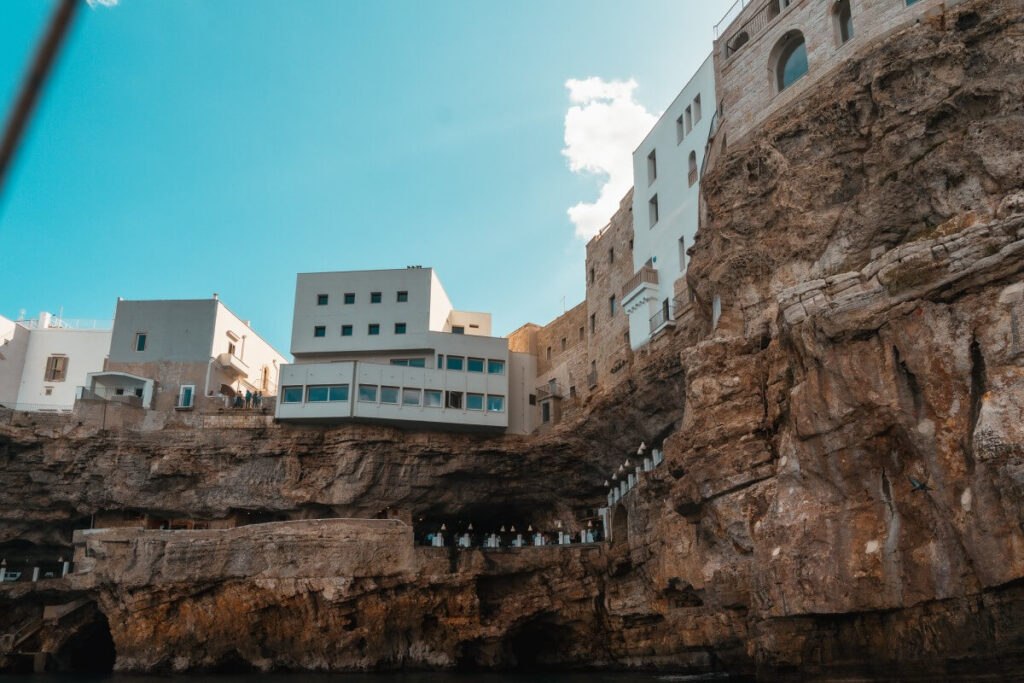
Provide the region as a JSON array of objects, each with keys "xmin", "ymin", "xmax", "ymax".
[
  {"xmin": 103, "ymin": 359, "xmax": 252, "ymax": 411},
  {"xmin": 714, "ymin": 0, "xmax": 952, "ymax": 145},
  {"xmin": 585, "ymin": 190, "xmax": 635, "ymax": 388}
]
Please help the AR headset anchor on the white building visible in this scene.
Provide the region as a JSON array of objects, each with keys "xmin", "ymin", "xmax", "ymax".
[
  {"xmin": 623, "ymin": 55, "xmax": 716, "ymax": 349},
  {"xmin": 0, "ymin": 313, "xmax": 112, "ymax": 412},
  {"xmin": 277, "ymin": 267, "xmax": 535, "ymax": 433},
  {"xmin": 82, "ymin": 297, "xmax": 289, "ymax": 411}
]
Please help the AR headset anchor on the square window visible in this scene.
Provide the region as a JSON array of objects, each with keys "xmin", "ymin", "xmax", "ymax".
[
  {"xmin": 341, "ymin": 325, "xmax": 353, "ymax": 336},
  {"xmin": 135, "ymin": 332, "xmax": 147, "ymax": 351},
  {"xmin": 329, "ymin": 385, "xmax": 349, "ymax": 401},
  {"xmin": 316, "ymin": 294, "xmax": 329, "ymax": 305},
  {"xmin": 424, "ymin": 389, "xmax": 442, "ymax": 407},
  {"xmin": 395, "ymin": 322, "xmax": 406, "ymax": 334},
  {"xmin": 467, "ymin": 393, "xmax": 483, "ymax": 411},
  {"xmin": 397, "ymin": 291, "xmax": 408, "ymax": 302},
  {"xmin": 402, "ymin": 388, "xmax": 421, "ymax": 406},
  {"xmin": 370, "ymin": 292, "xmax": 382, "ymax": 303},
  {"xmin": 344, "ymin": 293, "xmax": 355, "ymax": 304},
  {"xmin": 282, "ymin": 386, "xmax": 303, "ymax": 403},
  {"xmin": 486, "ymin": 395, "xmax": 504, "ymax": 412},
  {"xmin": 391, "ymin": 359, "xmax": 409, "ymax": 366},
  {"xmin": 380, "ymin": 386, "xmax": 399, "ymax": 404},
  {"xmin": 446, "ymin": 390, "xmax": 463, "ymax": 409},
  {"xmin": 368, "ymin": 324, "xmax": 380, "ymax": 335},
  {"xmin": 314, "ymin": 326, "xmax": 326, "ymax": 337},
  {"xmin": 307, "ymin": 386, "xmax": 330, "ymax": 402},
  {"xmin": 446, "ymin": 355, "xmax": 464, "ymax": 371},
  {"xmin": 467, "ymin": 357, "xmax": 484, "ymax": 373},
  {"xmin": 452, "ymin": 326, "xmax": 465, "ymax": 334},
  {"xmin": 358, "ymin": 384, "xmax": 378, "ymax": 402},
  {"xmin": 487, "ymin": 359, "xmax": 504, "ymax": 375}
]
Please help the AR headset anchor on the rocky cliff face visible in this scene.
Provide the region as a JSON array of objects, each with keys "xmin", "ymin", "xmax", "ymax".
[{"xmin": 2, "ymin": 0, "xmax": 1023, "ymax": 678}]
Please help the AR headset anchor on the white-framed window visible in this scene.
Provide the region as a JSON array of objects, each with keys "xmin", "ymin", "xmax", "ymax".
[
  {"xmin": 486, "ymin": 395, "xmax": 504, "ymax": 412},
  {"xmin": 281, "ymin": 386, "xmax": 302, "ymax": 404},
  {"xmin": 488, "ymin": 359, "xmax": 504, "ymax": 375},
  {"xmin": 467, "ymin": 357, "xmax": 484, "ymax": 373},
  {"xmin": 380, "ymin": 386, "xmax": 400, "ymax": 404},
  {"xmin": 358, "ymin": 384, "xmax": 378, "ymax": 402},
  {"xmin": 446, "ymin": 390, "xmax": 463, "ymax": 409},
  {"xmin": 424, "ymin": 390, "xmax": 442, "ymax": 407},
  {"xmin": 466, "ymin": 393, "xmax": 484, "ymax": 411},
  {"xmin": 135, "ymin": 332, "xmax": 147, "ymax": 351},
  {"xmin": 177, "ymin": 384, "xmax": 195, "ymax": 409},
  {"xmin": 402, "ymin": 388, "xmax": 421, "ymax": 406}
]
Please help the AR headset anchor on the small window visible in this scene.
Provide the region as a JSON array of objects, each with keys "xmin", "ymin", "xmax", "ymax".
[
  {"xmin": 467, "ymin": 357, "xmax": 484, "ymax": 373},
  {"xmin": 437, "ymin": 354, "xmax": 443, "ymax": 368},
  {"xmin": 282, "ymin": 386, "xmax": 303, "ymax": 403},
  {"xmin": 609, "ymin": 295, "xmax": 617, "ymax": 316},
  {"xmin": 589, "ymin": 314, "xmax": 596, "ymax": 333},
  {"xmin": 43, "ymin": 355, "xmax": 68, "ymax": 382},
  {"xmin": 679, "ymin": 236, "xmax": 687, "ymax": 270},
  {"xmin": 409, "ymin": 358, "xmax": 426, "ymax": 367},
  {"xmin": 609, "ymin": 248, "xmax": 614, "ymax": 263},
  {"xmin": 395, "ymin": 323, "xmax": 406, "ymax": 334},
  {"xmin": 649, "ymin": 195, "xmax": 659, "ymax": 226},
  {"xmin": 402, "ymin": 388, "xmax": 421, "ymax": 406},
  {"xmin": 135, "ymin": 387, "xmax": 144, "ymax": 397},
  {"xmin": 688, "ymin": 151, "xmax": 698, "ymax": 187},
  {"xmin": 341, "ymin": 325, "xmax": 353, "ymax": 336},
  {"xmin": 177, "ymin": 384, "xmax": 195, "ymax": 408},
  {"xmin": 569, "ymin": 386, "xmax": 577, "ymax": 398},
  {"xmin": 542, "ymin": 402, "xmax": 551, "ymax": 423},
  {"xmin": 329, "ymin": 385, "xmax": 349, "ymax": 401},
  {"xmin": 227, "ymin": 342, "xmax": 236, "ymax": 356},
  {"xmin": 578, "ymin": 327, "xmax": 584, "ymax": 341},
  {"xmin": 307, "ymin": 386, "xmax": 330, "ymax": 402},
  {"xmin": 646, "ymin": 149, "xmax": 657, "ymax": 184},
  {"xmin": 115, "ymin": 388, "xmax": 125, "ymax": 396},
  {"xmin": 135, "ymin": 332, "xmax": 147, "ymax": 351},
  {"xmin": 446, "ymin": 355, "xmax": 464, "ymax": 371},
  {"xmin": 368, "ymin": 324, "xmax": 380, "ymax": 335},
  {"xmin": 446, "ymin": 390, "xmax": 463, "ymax": 409},
  {"xmin": 344, "ymin": 293, "xmax": 355, "ymax": 304},
  {"xmin": 424, "ymin": 390, "xmax": 442, "ymax": 407},
  {"xmin": 560, "ymin": 337, "xmax": 567, "ymax": 351},
  {"xmin": 487, "ymin": 359, "xmax": 505, "ymax": 375},
  {"xmin": 314, "ymin": 326, "xmax": 326, "ymax": 338},
  {"xmin": 675, "ymin": 114, "xmax": 685, "ymax": 143},
  {"xmin": 836, "ymin": 0, "xmax": 854, "ymax": 44},
  {"xmin": 397, "ymin": 291, "xmax": 408, "ymax": 302},
  {"xmin": 380, "ymin": 386, "xmax": 399, "ymax": 404},
  {"xmin": 466, "ymin": 393, "xmax": 484, "ymax": 411},
  {"xmin": 685, "ymin": 105, "xmax": 693, "ymax": 133},
  {"xmin": 358, "ymin": 384, "xmax": 378, "ymax": 402},
  {"xmin": 589, "ymin": 267, "xmax": 595, "ymax": 284},
  {"xmin": 44, "ymin": 386, "xmax": 53, "ymax": 396},
  {"xmin": 529, "ymin": 394, "xmax": 537, "ymax": 406},
  {"xmin": 316, "ymin": 294, "xmax": 329, "ymax": 305},
  {"xmin": 452, "ymin": 326, "xmax": 465, "ymax": 334},
  {"xmin": 486, "ymin": 395, "xmax": 504, "ymax": 412},
  {"xmin": 546, "ymin": 346, "xmax": 551, "ymax": 361},
  {"xmin": 693, "ymin": 94, "xmax": 702, "ymax": 124},
  {"xmin": 391, "ymin": 358, "xmax": 409, "ymax": 366},
  {"xmin": 370, "ymin": 292, "xmax": 382, "ymax": 303}
]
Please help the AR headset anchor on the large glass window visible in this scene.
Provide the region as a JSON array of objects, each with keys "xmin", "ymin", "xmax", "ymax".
[
  {"xmin": 467, "ymin": 357, "xmax": 484, "ymax": 373},
  {"xmin": 487, "ymin": 359, "xmax": 505, "ymax": 375},
  {"xmin": 358, "ymin": 384, "xmax": 378, "ymax": 402},
  {"xmin": 466, "ymin": 393, "xmax": 484, "ymax": 411},
  {"xmin": 307, "ymin": 386, "xmax": 330, "ymax": 402},
  {"xmin": 329, "ymin": 385, "xmax": 349, "ymax": 401},
  {"xmin": 424, "ymin": 390, "xmax": 442, "ymax": 407},
  {"xmin": 282, "ymin": 386, "xmax": 303, "ymax": 403},
  {"xmin": 776, "ymin": 33, "xmax": 808, "ymax": 92},
  {"xmin": 380, "ymin": 386, "xmax": 399, "ymax": 404},
  {"xmin": 446, "ymin": 356, "xmax": 464, "ymax": 371},
  {"xmin": 402, "ymin": 388, "xmax": 421, "ymax": 406},
  {"xmin": 487, "ymin": 395, "xmax": 504, "ymax": 412}
]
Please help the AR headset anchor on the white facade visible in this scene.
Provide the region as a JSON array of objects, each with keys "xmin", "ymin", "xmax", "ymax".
[
  {"xmin": 625, "ymin": 55, "xmax": 716, "ymax": 349},
  {"xmin": 278, "ymin": 268, "xmax": 526, "ymax": 432},
  {"xmin": 0, "ymin": 313, "xmax": 112, "ymax": 412}
]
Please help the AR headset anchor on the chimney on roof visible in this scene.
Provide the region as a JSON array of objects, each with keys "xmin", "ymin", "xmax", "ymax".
[{"xmin": 213, "ymin": 293, "xmax": 219, "ymax": 300}]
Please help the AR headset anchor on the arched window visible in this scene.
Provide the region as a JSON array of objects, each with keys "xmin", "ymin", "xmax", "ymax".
[
  {"xmin": 727, "ymin": 31, "xmax": 749, "ymax": 57},
  {"xmin": 835, "ymin": 0, "xmax": 854, "ymax": 44},
  {"xmin": 688, "ymin": 151, "xmax": 698, "ymax": 187},
  {"xmin": 773, "ymin": 31, "xmax": 808, "ymax": 92}
]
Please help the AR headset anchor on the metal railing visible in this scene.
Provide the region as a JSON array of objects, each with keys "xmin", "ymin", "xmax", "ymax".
[
  {"xmin": 649, "ymin": 307, "xmax": 674, "ymax": 334},
  {"xmin": 621, "ymin": 266, "xmax": 659, "ymax": 300},
  {"xmin": 535, "ymin": 382, "xmax": 564, "ymax": 401},
  {"xmin": 721, "ymin": 0, "xmax": 788, "ymax": 55},
  {"xmin": 714, "ymin": 0, "xmax": 752, "ymax": 37},
  {"xmin": 16, "ymin": 317, "xmax": 112, "ymax": 330}
]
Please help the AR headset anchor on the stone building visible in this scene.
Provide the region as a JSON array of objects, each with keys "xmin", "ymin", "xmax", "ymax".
[{"xmin": 713, "ymin": 0, "xmax": 955, "ymax": 144}]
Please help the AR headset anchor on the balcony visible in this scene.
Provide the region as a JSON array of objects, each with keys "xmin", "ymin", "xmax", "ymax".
[
  {"xmin": 216, "ymin": 353, "xmax": 249, "ymax": 378},
  {"xmin": 649, "ymin": 307, "xmax": 676, "ymax": 335},
  {"xmin": 719, "ymin": 0, "xmax": 791, "ymax": 57},
  {"xmin": 536, "ymin": 382, "xmax": 564, "ymax": 402},
  {"xmin": 621, "ymin": 266, "xmax": 659, "ymax": 301}
]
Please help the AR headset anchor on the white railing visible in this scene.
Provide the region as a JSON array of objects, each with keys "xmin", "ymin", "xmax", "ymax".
[{"xmin": 17, "ymin": 317, "xmax": 112, "ymax": 330}]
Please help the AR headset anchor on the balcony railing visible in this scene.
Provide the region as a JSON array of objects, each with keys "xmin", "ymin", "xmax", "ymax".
[
  {"xmin": 536, "ymin": 382, "xmax": 564, "ymax": 401},
  {"xmin": 216, "ymin": 352, "xmax": 249, "ymax": 377},
  {"xmin": 714, "ymin": 0, "xmax": 751, "ymax": 37},
  {"xmin": 621, "ymin": 266, "xmax": 659, "ymax": 300},
  {"xmin": 721, "ymin": 0, "xmax": 788, "ymax": 56},
  {"xmin": 649, "ymin": 307, "xmax": 675, "ymax": 334}
]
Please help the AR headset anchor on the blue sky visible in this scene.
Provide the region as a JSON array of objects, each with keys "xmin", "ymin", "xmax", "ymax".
[{"xmin": 0, "ymin": 0, "xmax": 732, "ymax": 353}]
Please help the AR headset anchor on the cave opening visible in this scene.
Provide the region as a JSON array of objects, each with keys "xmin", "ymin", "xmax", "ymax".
[
  {"xmin": 413, "ymin": 503, "xmax": 552, "ymax": 545},
  {"xmin": 53, "ymin": 608, "xmax": 115, "ymax": 673},
  {"xmin": 507, "ymin": 615, "xmax": 571, "ymax": 670}
]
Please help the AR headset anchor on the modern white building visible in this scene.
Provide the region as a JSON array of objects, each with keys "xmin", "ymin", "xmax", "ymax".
[
  {"xmin": 82, "ymin": 297, "xmax": 288, "ymax": 411},
  {"xmin": 623, "ymin": 54, "xmax": 716, "ymax": 349},
  {"xmin": 277, "ymin": 267, "xmax": 535, "ymax": 433},
  {"xmin": 0, "ymin": 313, "xmax": 112, "ymax": 412}
]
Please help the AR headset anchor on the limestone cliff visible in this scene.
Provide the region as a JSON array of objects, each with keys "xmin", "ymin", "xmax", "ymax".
[{"xmin": 2, "ymin": 0, "xmax": 1024, "ymax": 678}]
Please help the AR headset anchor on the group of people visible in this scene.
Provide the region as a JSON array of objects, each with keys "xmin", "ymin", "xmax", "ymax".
[{"xmin": 232, "ymin": 389, "xmax": 263, "ymax": 409}]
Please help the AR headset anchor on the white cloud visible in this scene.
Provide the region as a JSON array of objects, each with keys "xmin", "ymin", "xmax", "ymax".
[
  {"xmin": 562, "ymin": 77, "xmax": 658, "ymax": 240},
  {"xmin": 86, "ymin": 0, "xmax": 120, "ymax": 8}
]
